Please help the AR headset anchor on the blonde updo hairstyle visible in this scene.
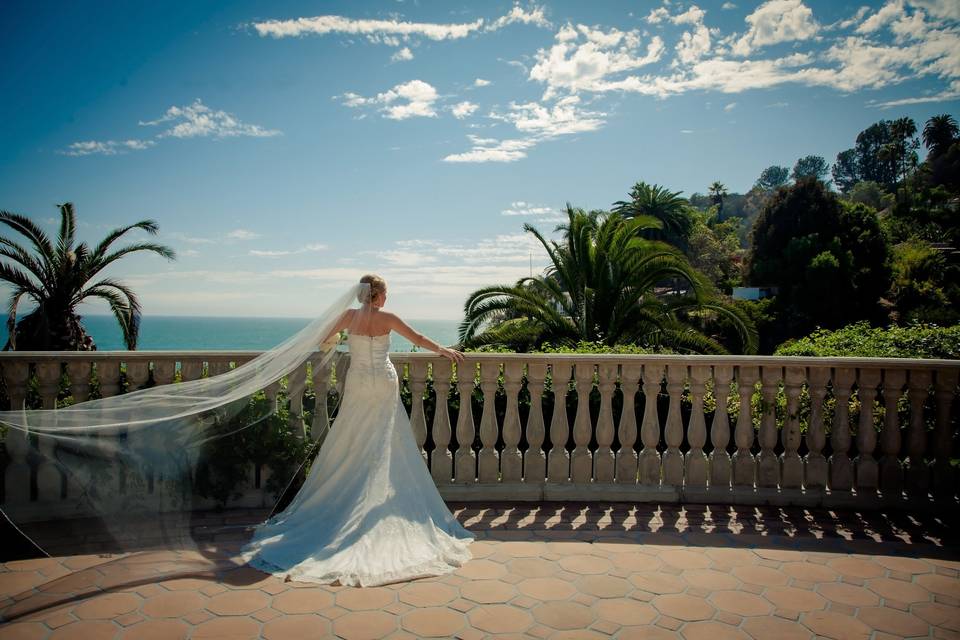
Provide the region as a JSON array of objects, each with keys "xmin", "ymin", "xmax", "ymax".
[{"xmin": 358, "ymin": 274, "xmax": 387, "ymax": 305}]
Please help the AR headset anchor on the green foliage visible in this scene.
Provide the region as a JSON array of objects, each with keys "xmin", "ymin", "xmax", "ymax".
[
  {"xmin": 612, "ymin": 182, "xmax": 694, "ymax": 251},
  {"xmin": 686, "ymin": 211, "xmax": 745, "ymax": 293},
  {"xmin": 754, "ymin": 166, "xmax": 790, "ymax": 191},
  {"xmin": 791, "ymin": 155, "xmax": 830, "ymax": 183},
  {"xmin": 775, "ymin": 320, "xmax": 960, "ymax": 359},
  {"xmin": 748, "ymin": 179, "xmax": 891, "ymax": 343},
  {"xmin": 460, "ymin": 206, "xmax": 758, "ymax": 354},
  {"xmin": 888, "ymin": 239, "xmax": 960, "ymax": 325},
  {"xmin": 844, "ymin": 181, "xmax": 893, "ymax": 211}
]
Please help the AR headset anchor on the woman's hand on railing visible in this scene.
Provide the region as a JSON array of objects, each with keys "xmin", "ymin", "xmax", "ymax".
[{"xmin": 438, "ymin": 347, "xmax": 465, "ymax": 365}]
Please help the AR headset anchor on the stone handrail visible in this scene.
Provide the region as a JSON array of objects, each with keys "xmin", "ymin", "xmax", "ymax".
[{"xmin": 1, "ymin": 351, "xmax": 957, "ymax": 517}]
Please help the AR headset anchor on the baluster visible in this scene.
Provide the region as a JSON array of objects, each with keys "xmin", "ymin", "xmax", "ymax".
[
  {"xmin": 181, "ymin": 360, "xmax": 204, "ymax": 382},
  {"xmin": 879, "ymin": 369, "xmax": 906, "ymax": 495},
  {"xmin": 153, "ymin": 360, "xmax": 176, "ymax": 387},
  {"xmin": 639, "ymin": 363, "xmax": 664, "ymax": 486},
  {"xmin": 2, "ymin": 362, "xmax": 31, "ymax": 504},
  {"xmin": 781, "ymin": 366, "xmax": 804, "ymax": 489},
  {"xmin": 663, "ymin": 364, "xmax": 686, "ymax": 486},
  {"xmin": 501, "ymin": 361, "xmax": 523, "ymax": 482},
  {"xmin": 829, "ymin": 367, "xmax": 856, "ymax": 492},
  {"xmin": 756, "ymin": 366, "xmax": 781, "ymax": 488},
  {"xmin": 685, "ymin": 365, "xmax": 709, "ymax": 488},
  {"xmin": 855, "ymin": 369, "xmax": 881, "ymax": 492},
  {"xmin": 126, "ymin": 362, "xmax": 150, "ymax": 391},
  {"xmin": 477, "ymin": 362, "xmax": 500, "ymax": 482},
  {"xmin": 932, "ymin": 368, "xmax": 959, "ymax": 501},
  {"xmin": 94, "ymin": 360, "xmax": 123, "ymax": 502},
  {"xmin": 67, "ymin": 361, "xmax": 91, "ymax": 402},
  {"xmin": 454, "ymin": 360, "xmax": 477, "ymax": 484},
  {"xmin": 431, "ymin": 360, "xmax": 453, "ymax": 483},
  {"xmin": 311, "ymin": 359, "xmax": 333, "ymax": 442},
  {"xmin": 36, "ymin": 362, "xmax": 62, "ymax": 502},
  {"xmin": 709, "ymin": 365, "xmax": 733, "ymax": 489},
  {"xmin": 288, "ymin": 366, "xmax": 308, "ymax": 440},
  {"xmin": 571, "ymin": 362, "xmax": 594, "ymax": 483},
  {"xmin": 594, "ymin": 364, "xmax": 617, "ymax": 483},
  {"xmin": 65, "ymin": 359, "xmax": 94, "ymax": 501},
  {"xmin": 525, "ymin": 362, "xmax": 547, "ymax": 483},
  {"xmin": 905, "ymin": 369, "xmax": 932, "ymax": 498},
  {"xmin": 732, "ymin": 366, "xmax": 759, "ymax": 487},
  {"xmin": 128, "ymin": 361, "xmax": 155, "ymax": 494},
  {"xmin": 408, "ymin": 360, "xmax": 428, "ymax": 461},
  {"xmin": 615, "ymin": 363, "xmax": 640, "ymax": 484},
  {"xmin": 804, "ymin": 367, "xmax": 829, "ymax": 490},
  {"xmin": 547, "ymin": 362, "xmax": 572, "ymax": 483}
]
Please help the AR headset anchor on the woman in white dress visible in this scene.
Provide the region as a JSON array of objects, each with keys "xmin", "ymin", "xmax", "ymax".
[{"xmin": 239, "ymin": 274, "xmax": 475, "ymax": 587}]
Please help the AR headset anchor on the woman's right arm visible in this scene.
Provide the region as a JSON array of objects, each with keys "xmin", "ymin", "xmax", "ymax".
[{"xmin": 320, "ymin": 309, "xmax": 353, "ymax": 348}]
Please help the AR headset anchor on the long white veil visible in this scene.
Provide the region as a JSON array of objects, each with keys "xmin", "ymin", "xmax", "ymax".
[{"xmin": 0, "ymin": 282, "xmax": 369, "ymax": 564}]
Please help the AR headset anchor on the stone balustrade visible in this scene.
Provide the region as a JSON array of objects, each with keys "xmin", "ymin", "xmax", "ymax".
[{"xmin": 1, "ymin": 351, "xmax": 957, "ymax": 519}]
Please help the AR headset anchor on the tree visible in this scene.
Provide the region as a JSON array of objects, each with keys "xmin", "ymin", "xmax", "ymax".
[
  {"xmin": 832, "ymin": 149, "xmax": 860, "ymax": 194},
  {"xmin": 748, "ymin": 178, "xmax": 890, "ymax": 341},
  {"xmin": 922, "ymin": 113, "xmax": 959, "ymax": 159},
  {"xmin": 845, "ymin": 181, "xmax": 891, "ymax": 211},
  {"xmin": 881, "ymin": 117, "xmax": 920, "ymax": 186},
  {"xmin": 460, "ymin": 206, "xmax": 757, "ymax": 354},
  {"xmin": 0, "ymin": 203, "xmax": 176, "ymax": 350},
  {"xmin": 791, "ymin": 155, "xmax": 830, "ymax": 182},
  {"xmin": 754, "ymin": 166, "xmax": 790, "ymax": 191},
  {"xmin": 708, "ymin": 181, "xmax": 729, "ymax": 220},
  {"xmin": 612, "ymin": 181, "xmax": 694, "ymax": 250}
]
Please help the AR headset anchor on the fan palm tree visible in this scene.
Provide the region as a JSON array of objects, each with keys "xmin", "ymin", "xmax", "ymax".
[
  {"xmin": 0, "ymin": 203, "xmax": 176, "ymax": 351},
  {"xmin": 460, "ymin": 206, "xmax": 758, "ymax": 354},
  {"xmin": 709, "ymin": 181, "xmax": 728, "ymax": 221},
  {"xmin": 612, "ymin": 181, "xmax": 693, "ymax": 250},
  {"xmin": 922, "ymin": 114, "xmax": 959, "ymax": 158}
]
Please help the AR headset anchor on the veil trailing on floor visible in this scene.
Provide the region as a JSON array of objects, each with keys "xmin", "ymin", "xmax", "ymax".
[{"xmin": 0, "ymin": 282, "xmax": 373, "ymax": 562}]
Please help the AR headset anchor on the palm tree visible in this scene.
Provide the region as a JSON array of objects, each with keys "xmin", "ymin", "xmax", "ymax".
[
  {"xmin": 0, "ymin": 203, "xmax": 176, "ymax": 351},
  {"xmin": 612, "ymin": 182, "xmax": 693, "ymax": 250},
  {"xmin": 460, "ymin": 206, "xmax": 758, "ymax": 354},
  {"xmin": 709, "ymin": 181, "xmax": 728, "ymax": 221},
  {"xmin": 922, "ymin": 114, "xmax": 959, "ymax": 158}
]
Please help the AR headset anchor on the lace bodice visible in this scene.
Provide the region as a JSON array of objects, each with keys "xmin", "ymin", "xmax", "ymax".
[{"xmin": 345, "ymin": 333, "xmax": 395, "ymax": 382}]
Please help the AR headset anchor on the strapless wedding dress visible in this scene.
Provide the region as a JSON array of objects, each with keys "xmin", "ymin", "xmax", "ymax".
[{"xmin": 239, "ymin": 332, "xmax": 474, "ymax": 587}]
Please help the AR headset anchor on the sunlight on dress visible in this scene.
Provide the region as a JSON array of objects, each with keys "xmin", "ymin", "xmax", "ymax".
[{"xmin": 239, "ymin": 332, "xmax": 474, "ymax": 587}]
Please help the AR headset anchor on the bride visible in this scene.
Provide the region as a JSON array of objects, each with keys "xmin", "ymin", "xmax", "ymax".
[{"xmin": 239, "ymin": 274, "xmax": 475, "ymax": 587}]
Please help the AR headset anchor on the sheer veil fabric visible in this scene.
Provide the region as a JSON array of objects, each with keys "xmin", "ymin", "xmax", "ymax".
[{"xmin": 0, "ymin": 282, "xmax": 473, "ymax": 586}]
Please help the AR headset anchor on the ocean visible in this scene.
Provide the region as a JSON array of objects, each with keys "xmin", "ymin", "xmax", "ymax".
[{"xmin": 0, "ymin": 315, "xmax": 462, "ymax": 352}]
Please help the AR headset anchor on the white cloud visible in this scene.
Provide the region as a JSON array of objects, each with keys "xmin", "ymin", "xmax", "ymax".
[
  {"xmin": 474, "ymin": 78, "xmax": 491, "ymax": 87},
  {"xmin": 249, "ymin": 243, "xmax": 327, "ymax": 257},
  {"xmin": 724, "ymin": 101, "xmax": 738, "ymax": 111},
  {"xmin": 451, "ymin": 101, "xmax": 479, "ymax": 119},
  {"xmin": 501, "ymin": 201, "xmax": 563, "ymax": 221},
  {"xmin": 443, "ymin": 135, "xmax": 537, "ymax": 163},
  {"xmin": 486, "ymin": 5, "xmax": 551, "ymax": 31},
  {"xmin": 731, "ymin": 0, "xmax": 819, "ymax": 56},
  {"xmin": 869, "ymin": 79, "xmax": 960, "ymax": 106},
  {"xmin": 529, "ymin": 23, "xmax": 664, "ymax": 98},
  {"xmin": 140, "ymin": 99, "xmax": 281, "ymax": 139},
  {"xmin": 59, "ymin": 139, "xmax": 156, "ymax": 157},
  {"xmin": 227, "ymin": 229, "xmax": 261, "ymax": 240},
  {"xmin": 252, "ymin": 5, "xmax": 550, "ymax": 41},
  {"xmin": 340, "ymin": 80, "xmax": 439, "ymax": 120},
  {"xmin": 857, "ymin": 1, "xmax": 906, "ymax": 33},
  {"xmin": 492, "ymin": 96, "xmax": 606, "ymax": 136},
  {"xmin": 908, "ymin": 0, "xmax": 960, "ymax": 20},
  {"xmin": 646, "ymin": 7, "xmax": 670, "ymax": 24},
  {"xmin": 722, "ymin": 2, "xmax": 737, "ymax": 9},
  {"xmin": 390, "ymin": 47, "xmax": 414, "ymax": 62}
]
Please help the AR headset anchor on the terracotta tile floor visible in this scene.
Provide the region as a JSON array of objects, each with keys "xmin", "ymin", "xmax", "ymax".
[{"xmin": 1, "ymin": 502, "xmax": 959, "ymax": 639}]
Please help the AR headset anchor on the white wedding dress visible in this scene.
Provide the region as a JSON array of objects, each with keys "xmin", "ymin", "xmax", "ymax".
[{"xmin": 239, "ymin": 332, "xmax": 475, "ymax": 587}]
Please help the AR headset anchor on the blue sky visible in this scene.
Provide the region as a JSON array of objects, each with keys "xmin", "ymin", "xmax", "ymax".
[{"xmin": 1, "ymin": 0, "xmax": 958, "ymax": 320}]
